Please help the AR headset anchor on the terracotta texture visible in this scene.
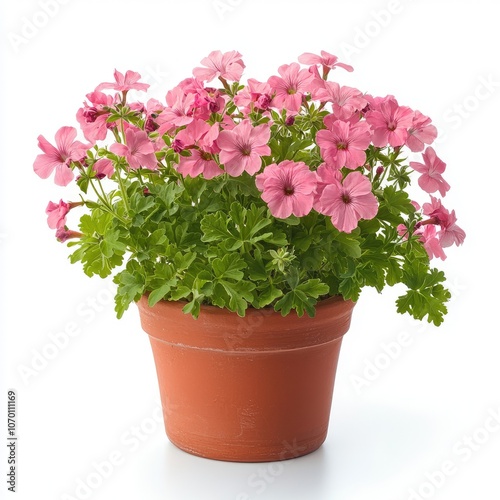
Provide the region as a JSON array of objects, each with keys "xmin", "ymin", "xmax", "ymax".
[{"xmin": 137, "ymin": 296, "xmax": 355, "ymax": 462}]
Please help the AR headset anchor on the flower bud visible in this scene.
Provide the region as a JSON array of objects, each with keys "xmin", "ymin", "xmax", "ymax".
[
  {"xmin": 172, "ymin": 139, "xmax": 184, "ymax": 153},
  {"xmin": 55, "ymin": 228, "xmax": 83, "ymax": 242},
  {"xmin": 145, "ymin": 116, "xmax": 159, "ymax": 133},
  {"xmin": 256, "ymin": 94, "xmax": 271, "ymax": 110},
  {"xmin": 285, "ymin": 115, "xmax": 295, "ymax": 126}
]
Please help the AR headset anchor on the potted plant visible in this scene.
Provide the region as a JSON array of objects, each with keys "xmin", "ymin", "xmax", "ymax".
[{"xmin": 34, "ymin": 49, "xmax": 465, "ymax": 462}]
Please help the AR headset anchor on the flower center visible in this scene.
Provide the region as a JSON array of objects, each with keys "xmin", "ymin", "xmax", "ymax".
[
  {"xmin": 284, "ymin": 185, "xmax": 295, "ymax": 196},
  {"xmin": 287, "ymin": 88, "xmax": 297, "ymax": 95},
  {"xmin": 341, "ymin": 193, "xmax": 351, "ymax": 204},
  {"xmin": 200, "ymin": 150, "xmax": 212, "ymax": 161},
  {"xmin": 387, "ymin": 120, "xmax": 396, "ymax": 131},
  {"xmin": 337, "ymin": 141, "xmax": 347, "ymax": 150}
]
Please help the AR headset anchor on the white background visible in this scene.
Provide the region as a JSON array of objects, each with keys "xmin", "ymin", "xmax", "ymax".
[{"xmin": 1, "ymin": 1, "xmax": 499, "ymax": 499}]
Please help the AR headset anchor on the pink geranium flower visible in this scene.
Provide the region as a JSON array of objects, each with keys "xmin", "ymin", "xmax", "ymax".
[
  {"xmin": 234, "ymin": 78, "xmax": 273, "ymax": 113},
  {"xmin": 410, "ymin": 147, "xmax": 450, "ymax": 197},
  {"xmin": 55, "ymin": 228, "xmax": 83, "ymax": 242},
  {"xmin": 422, "ymin": 196, "xmax": 466, "ymax": 248},
  {"xmin": 193, "ymin": 50, "xmax": 245, "ymax": 82},
  {"xmin": 316, "ymin": 116, "xmax": 372, "ymax": 169},
  {"xmin": 95, "ymin": 70, "xmax": 149, "ymax": 93},
  {"xmin": 365, "ymin": 96, "xmax": 414, "ymax": 147},
  {"xmin": 298, "ymin": 51, "xmax": 354, "ymax": 73},
  {"xmin": 217, "ymin": 120, "xmax": 271, "ymax": 176},
  {"xmin": 110, "ymin": 128, "xmax": 157, "ymax": 170},
  {"xmin": 314, "ymin": 163, "xmax": 342, "ymax": 210},
  {"xmin": 438, "ymin": 210, "xmax": 466, "ymax": 248},
  {"xmin": 268, "ymin": 63, "xmax": 314, "ymax": 113},
  {"xmin": 34, "ymin": 126, "xmax": 90, "ymax": 186},
  {"xmin": 157, "ymin": 86, "xmax": 195, "ymax": 132},
  {"xmin": 46, "ymin": 200, "xmax": 70, "ymax": 229},
  {"xmin": 312, "ymin": 81, "xmax": 368, "ymax": 119},
  {"xmin": 176, "ymin": 120, "xmax": 222, "ymax": 179},
  {"xmin": 76, "ymin": 91, "xmax": 114, "ymax": 142},
  {"xmin": 406, "ymin": 110, "xmax": 437, "ymax": 152},
  {"xmin": 319, "ymin": 171, "xmax": 378, "ymax": 233},
  {"xmin": 256, "ymin": 161, "xmax": 317, "ymax": 219},
  {"xmin": 418, "ymin": 224, "xmax": 447, "ymax": 260},
  {"xmin": 175, "ymin": 119, "xmax": 219, "ymax": 149},
  {"xmin": 93, "ymin": 158, "xmax": 114, "ymax": 178},
  {"xmin": 177, "ymin": 150, "xmax": 222, "ymax": 180}
]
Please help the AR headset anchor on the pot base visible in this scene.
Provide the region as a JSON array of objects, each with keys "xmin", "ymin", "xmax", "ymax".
[{"xmin": 167, "ymin": 431, "xmax": 327, "ymax": 463}]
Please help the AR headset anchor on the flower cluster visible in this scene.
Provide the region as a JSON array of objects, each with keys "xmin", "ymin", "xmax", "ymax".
[{"xmin": 34, "ymin": 50, "xmax": 465, "ymax": 324}]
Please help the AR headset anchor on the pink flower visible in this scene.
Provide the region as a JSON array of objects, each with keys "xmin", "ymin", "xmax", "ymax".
[
  {"xmin": 268, "ymin": 63, "xmax": 314, "ymax": 113},
  {"xmin": 422, "ymin": 196, "xmax": 447, "ymax": 221},
  {"xmin": 34, "ymin": 126, "xmax": 90, "ymax": 186},
  {"xmin": 256, "ymin": 161, "xmax": 317, "ymax": 219},
  {"xmin": 193, "ymin": 50, "xmax": 245, "ymax": 82},
  {"xmin": 438, "ymin": 210, "xmax": 466, "ymax": 248},
  {"xmin": 234, "ymin": 78, "xmax": 273, "ymax": 113},
  {"xmin": 312, "ymin": 82, "xmax": 368, "ymax": 119},
  {"xmin": 406, "ymin": 110, "xmax": 437, "ymax": 152},
  {"xmin": 95, "ymin": 70, "xmax": 149, "ymax": 93},
  {"xmin": 316, "ymin": 116, "xmax": 372, "ymax": 169},
  {"xmin": 177, "ymin": 150, "xmax": 222, "ymax": 179},
  {"xmin": 319, "ymin": 171, "xmax": 378, "ymax": 233},
  {"xmin": 156, "ymin": 86, "xmax": 195, "ymax": 132},
  {"xmin": 398, "ymin": 221, "xmax": 447, "ymax": 260},
  {"xmin": 175, "ymin": 120, "xmax": 222, "ymax": 179},
  {"xmin": 76, "ymin": 91, "xmax": 114, "ymax": 142},
  {"xmin": 410, "ymin": 147, "xmax": 450, "ymax": 197},
  {"xmin": 217, "ymin": 120, "xmax": 271, "ymax": 176},
  {"xmin": 422, "ymin": 196, "xmax": 466, "ymax": 248},
  {"xmin": 143, "ymin": 98, "xmax": 165, "ymax": 133},
  {"xmin": 110, "ymin": 128, "xmax": 157, "ymax": 170},
  {"xmin": 55, "ymin": 228, "xmax": 83, "ymax": 242},
  {"xmin": 46, "ymin": 200, "xmax": 70, "ymax": 229},
  {"xmin": 194, "ymin": 87, "xmax": 225, "ymax": 116},
  {"xmin": 314, "ymin": 163, "xmax": 342, "ymax": 210},
  {"xmin": 365, "ymin": 96, "xmax": 414, "ymax": 147},
  {"xmin": 418, "ymin": 224, "xmax": 447, "ymax": 260},
  {"xmin": 175, "ymin": 119, "xmax": 219, "ymax": 149},
  {"xmin": 298, "ymin": 51, "xmax": 354, "ymax": 73},
  {"xmin": 93, "ymin": 158, "xmax": 114, "ymax": 178}
]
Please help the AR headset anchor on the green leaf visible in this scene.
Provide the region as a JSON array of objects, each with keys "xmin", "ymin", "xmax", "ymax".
[
  {"xmin": 148, "ymin": 284, "xmax": 172, "ymax": 307},
  {"xmin": 296, "ymin": 279, "xmax": 329, "ymax": 298},
  {"xmin": 396, "ymin": 263, "xmax": 451, "ymax": 325},
  {"xmin": 212, "ymin": 253, "xmax": 246, "ymax": 281},
  {"xmin": 214, "ymin": 281, "xmax": 256, "ymax": 316},
  {"xmin": 386, "ymin": 258, "xmax": 403, "ymax": 286},
  {"xmin": 381, "ymin": 185, "xmax": 416, "ymax": 216},
  {"xmin": 333, "ymin": 232, "xmax": 362, "ymax": 258},
  {"xmin": 274, "ymin": 279, "xmax": 329, "ymax": 317},
  {"xmin": 113, "ymin": 261, "xmax": 146, "ymax": 318},
  {"xmin": 170, "ymin": 286, "xmax": 192, "ymax": 301},
  {"xmin": 182, "ymin": 298, "xmax": 202, "ymax": 319},
  {"xmin": 200, "ymin": 212, "xmax": 240, "ymax": 250},
  {"xmin": 256, "ymin": 285, "xmax": 283, "ymax": 308}
]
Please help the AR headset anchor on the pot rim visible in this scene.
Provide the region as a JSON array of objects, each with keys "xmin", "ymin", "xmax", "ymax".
[{"xmin": 137, "ymin": 295, "xmax": 356, "ymax": 352}]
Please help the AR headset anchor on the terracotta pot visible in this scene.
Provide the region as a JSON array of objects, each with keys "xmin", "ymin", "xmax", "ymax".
[{"xmin": 137, "ymin": 295, "xmax": 355, "ymax": 462}]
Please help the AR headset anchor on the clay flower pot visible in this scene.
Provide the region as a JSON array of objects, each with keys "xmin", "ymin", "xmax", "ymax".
[{"xmin": 137, "ymin": 295, "xmax": 355, "ymax": 462}]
